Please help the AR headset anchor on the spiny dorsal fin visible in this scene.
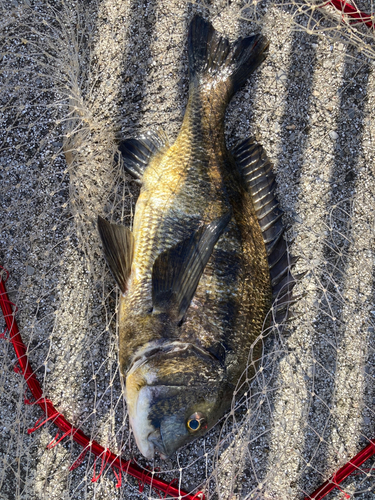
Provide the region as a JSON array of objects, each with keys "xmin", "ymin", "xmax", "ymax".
[
  {"xmin": 118, "ymin": 129, "xmax": 169, "ymax": 184},
  {"xmin": 152, "ymin": 212, "xmax": 231, "ymax": 320},
  {"xmin": 98, "ymin": 216, "xmax": 134, "ymax": 294},
  {"xmin": 231, "ymin": 137, "xmax": 298, "ymax": 321}
]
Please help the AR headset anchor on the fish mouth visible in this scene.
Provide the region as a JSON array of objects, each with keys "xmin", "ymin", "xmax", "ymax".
[
  {"xmin": 129, "ymin": 385, "xmax": 171, "ymax": 460},
  {"xmin": 147, "ymin": 428, "xmax": 168, "ymax": 459}
]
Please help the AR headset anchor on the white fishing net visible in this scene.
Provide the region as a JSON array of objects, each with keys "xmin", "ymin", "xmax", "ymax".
[{"xmin": 1, "ymin": 0, "xmax": 374, "ymax": 499}]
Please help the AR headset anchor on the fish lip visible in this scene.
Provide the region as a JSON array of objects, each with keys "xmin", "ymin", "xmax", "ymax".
[
  {"xmin": 147, "ymin": 429, "xmax": 168, "ymax": 459},
  {"xmin": 137, "ymin": 433, "xmax": 156, "ymax": 460}
]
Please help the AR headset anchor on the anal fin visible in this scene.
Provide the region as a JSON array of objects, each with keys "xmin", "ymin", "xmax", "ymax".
[
  {"xmin": 117, "ymin": 129, "xmax": 169, "ymax": 184},
  {"xmin": 98, "ymin": 216, "xmax": 134, "ymax": 294}
]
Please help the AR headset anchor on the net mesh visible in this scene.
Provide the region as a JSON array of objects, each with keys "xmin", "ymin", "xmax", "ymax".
[{"xmin": 1, "ymin": 0, "xmax": 375, "ymax": 499}]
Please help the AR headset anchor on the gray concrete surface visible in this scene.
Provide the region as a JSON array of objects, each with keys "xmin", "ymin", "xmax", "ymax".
[{"xmin": 1, "ymin": 1, "xmax": 374, "ymax": 499}]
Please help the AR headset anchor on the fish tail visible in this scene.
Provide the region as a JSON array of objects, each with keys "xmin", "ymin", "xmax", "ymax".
[{"xmin": 188, "ymin": 15, "xmax": 269, "ymax": 98}]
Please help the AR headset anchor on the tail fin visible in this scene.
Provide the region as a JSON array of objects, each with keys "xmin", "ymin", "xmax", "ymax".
[{"xmin": 188, "ymin": 15, "xmax": 269, "ymax": 97}]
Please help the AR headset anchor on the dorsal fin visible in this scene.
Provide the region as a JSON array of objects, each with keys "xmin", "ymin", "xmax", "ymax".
[
  {"xmin": 231, "ymin": 137, "xmax": 298, "ymax": 321},
  {"xmin": 117, "ymin": 129, "xmax": 169, "ymax": 184},
  {"xmin": 97, "ymin": 216, "xmax": 134, "ymax": 294},
  {"xmin": 152, "ymin": 212, "xmax": 231, "ymax": 321}
]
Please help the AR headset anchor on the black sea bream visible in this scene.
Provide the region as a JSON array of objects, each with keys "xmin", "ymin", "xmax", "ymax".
[{"xmin": 98, "ymin": 15, "xmax": 295, "ymax": 459}]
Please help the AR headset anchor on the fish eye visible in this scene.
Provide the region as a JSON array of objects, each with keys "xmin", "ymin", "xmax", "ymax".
[{"xmin": 187, "ymin": 412, "xmax": 206, "ymax": 433}]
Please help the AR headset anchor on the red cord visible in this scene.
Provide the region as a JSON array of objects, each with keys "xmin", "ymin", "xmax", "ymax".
[
  {"xmin": 1, "ymin": 7, "xmax": 374, "ymax": 493},
  {"xmin": 2, "ymin": 265, "xmax": 375, "ymax": 498},
  {"xmin": 302, "ymin": 7, "xmax": 375, "ymax": 483},
  {"xmin": 69, "ymin": 447, "xmax": 89, "ymax": 471},
  {"xmin": 0, "ymin": 267, "xmax": 204, "ymax": 500},
  {"xmin": 304, "ymin": 440, "xmax": 375, "ymax": 499},
  {"xmin": 325, "ymin": 0, "xmax": 374, "ymax": 29}
]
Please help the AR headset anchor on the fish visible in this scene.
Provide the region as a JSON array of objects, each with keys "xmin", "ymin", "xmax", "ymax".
[{"xmin": 98, "ymin": 15, "xmax": 295, "ymax": 460}]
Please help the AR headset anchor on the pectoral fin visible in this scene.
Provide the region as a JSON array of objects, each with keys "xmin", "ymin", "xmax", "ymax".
[
  {"xmin": 118, "ymin": 129, "xmax": 169, "ymax": 184},
  {"xmin": 152, "ymin": 212, "xmax": 231, "ymax": 320},
  {"xmin": 98, "ymin": 216, "xmax": 134, "ymax": 294}
]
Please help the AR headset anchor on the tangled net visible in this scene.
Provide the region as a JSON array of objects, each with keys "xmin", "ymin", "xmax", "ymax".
[{"xmin": 1, "ymin": 0, "xmax": 375, "ymax": 499}]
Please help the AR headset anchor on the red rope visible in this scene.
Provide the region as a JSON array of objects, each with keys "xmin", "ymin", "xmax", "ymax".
[
  {"xmin": 111, "ymin": 464, "xmax": 123, "ymax": 488},
  {"xmin": 2, "ymin": 265, "xmax": 374, "ymax": 499},
  {"xmin": 300, "ymin": 7, "xmax": 375, "ymax": 488},
  {"xmin": 69, "ymin": 447, "xmax": 89, "ymax": 471},
  {"xmin": 304, "ymin": 440, "xmax": 375, "ymax": 499},
  {"xmin": 0, "ymin": 267, "xmax": 205, "ymax": 500},
  {"xmin": 92, "ymin": 449, "xmax": 111, "ymax": 483},
  {"xmin": 325, "ymin": 0, "xmax": 374, "ymax": 29}
]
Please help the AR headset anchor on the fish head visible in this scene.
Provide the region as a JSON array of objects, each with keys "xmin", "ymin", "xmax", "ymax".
[{"xmin": 124, "ymin": 342, "xmax": 231, "ymax": 459}]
